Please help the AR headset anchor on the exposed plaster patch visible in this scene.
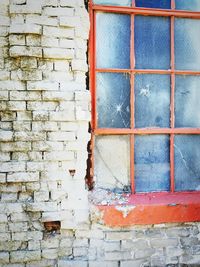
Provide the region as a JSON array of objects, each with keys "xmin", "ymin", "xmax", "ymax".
[{"xmin": 115, "ymin": 205, "xmax": 136, "ymax": 218}]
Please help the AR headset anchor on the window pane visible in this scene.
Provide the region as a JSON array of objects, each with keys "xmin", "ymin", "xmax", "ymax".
[
  {"xmin": 94, "ymin": 135, "xmax": 130, "ymax": 192},
  {"xmin": 175, "ymin": 18, "xmax": 200, "ymax": 70},
  {"xmin": 175, "ymin": 0, "xmax": 200, "ymax": 11},
  {"xmin": 97, "ymin": 73, "xmax": 130, "ymax": 128},
  {"xmin": 136, "ymin": 0, "xmax": 171, "ymax": 9},
  {"xmin": 96, "ymin": 13, "xmax": 130, "ymax": 69},
  {"xmin": 135, "ymin": 135, "xmax": 170, "ymax": 193},
  {"xmin": 135, "ymin": 16, "xmax": 170, "ymax": 69},
  {"xmin": 175, "ymin": 76, "xmax": 200, "ymax": 127},
  {"xmin": 135, "ymin": 74, "xmax": 170, "ymax": 128},
  {"xmin": 175, "ymin": 135, "xmax": 200, "ymax": 191},
  {"xmin": 93, "ymin": 0, "xmax": 132, "ymax": 6}
]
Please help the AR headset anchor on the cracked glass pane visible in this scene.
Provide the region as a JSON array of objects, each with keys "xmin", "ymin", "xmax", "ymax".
[
  {"xmin": 135, "ymin": 135, "xmax": 170, "ymax": 192},
  {"xmin": 135, "ymin": 16, "xmax": 170, "ymax": 69},
  {"xmin": 136, "ymin": 0, "xmax": 171, "ymax": 9},
  {"xmin": 93, "ymin": 0, "xmax": 132, "ymax": 6},
  {"xmin": 175, "ymin": 76, "xmax": 200, "ymax": 127},
  {"xmin": 175, "ymin": 0, "xmax": 200, "ymax": 11},
  {"xmin": 96, "ymin": 13, "xmax": 131, "ymax": 69},
  {"xmin": 94, "ymin": 135, "xmax": 130, "ymax": 192},
  {"xmin": 97, "ymin": 73, "xmax": 130, "ymax": 128},
  {"xmin": 175, "ymin": 135, "xmax": 200, "ymax": 191},
  {"xmin": 135, "ymin": 74, "xmax": 170, "ymax": 128},
  {"xmin": 175, "ymin": 18, "xmax": 200, "ymax": 70}
]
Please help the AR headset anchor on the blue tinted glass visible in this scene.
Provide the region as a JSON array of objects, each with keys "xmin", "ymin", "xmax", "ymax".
[
  {"xmin": 93, "ymin": 0, "xmax": 132, "ymax": 6},
  {"xmin": 97, "ymin": 73, "xmax": 130, "ymax": 128},
  {"xmin": 135, "ymin": 16, "xmax": 170, "ymax": 69},
  {"xmin": 135, "ymin": 135, "xmax": 170, "ymax": 193},
  {"xmin": 175, "ymin": 76, "xmax": 200, "ymax": 127},
  {"xmin": 136, "ymin": 0, "xmax": 171, "ymax": 9},
  {"xmin": 135, "ymin": 74, "xmax": 170, "ymax": 128},
  {"xmin": 96, "ymin": 13, "xmax": 130, "ymax": 69},
  {"xmin": 175, "ymin": 135, "xmax": 200, "ymax": 191},
  {"xmin": 175, "ymin": 0, "xmax": 200, "ymax": 11},
  {"xmin": 175, "ymin": 18, "xmax": 200, "ymax": 70}
]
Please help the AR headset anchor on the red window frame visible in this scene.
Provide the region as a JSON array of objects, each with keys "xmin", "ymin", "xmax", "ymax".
[{"xmin": 89, "ymin": 0, "xmax": 200, "ymax": 225}]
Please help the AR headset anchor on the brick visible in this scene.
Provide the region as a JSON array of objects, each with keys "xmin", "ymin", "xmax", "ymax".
[
  {"xmin": 150, "ymin": 238, "xmax": 179, "ymax": 248},
  {"xmin": 9, "ymin": 222, "xmax": 28, "ymax": 232},
  {"xmin": 0, "ymin": 241, "xmax": 23, "ymax": 251},
  {"xmin": 0, "ymin": 252, "xmax": 9, "ymax": 264},
  {"xmin": 11, "ymin": 69, "xmax": 42, "ymax": 81},
  {"xmin": 7, "ymin": 172, "xmax": 39, "ymax": 182},
  {"xmin": 0, "ymin": 141, "xmax": 31, "ymax": 152},
  {"xmin": 0, "ymin": 95, "xmax": 8, "ymax": 106},
  {"xmin": 0, "ymin": 233, "xmax": 11, "ymax": 241},
  {"xmin": 21, "ymin": 57, "xmax": 37, "ymax": 69},
  {"xmin": 0, "ymin": 130, "xmax": 13, "ymax": 141},
  {"xmin": 32, "ymin": 122, "xmax": 58, "ymax": 131},
  {"xmin": 43, "ymin": 48, "xmax": 74, "ymax": 59},
  {"xmin": 32, "ymin": 141, "xmax": 63, "ymax": 151},
  {"xmin": 47, "ymin": 132, "xmax": 75, "ymax": 141},
  {"xmin": 71, "ymin": 59, "xmax": 88, "ymax": 71},
  {"xmin": 54, "ymin": 60, "xmax": 69, "ymax": 71},
  {"xmin": 9, "ymin": 34, "xmax": 25, "ymax": 45},
  {"xmin": 0, "ymin": 16, "xmax": 10, "ymax": 26},
  {"xmin": 41, "ymin": 36, "xmax": 59, "ymax": 47},
  {"xmin": 105, "ymin": 251, "xmax": 133, "ymax": 261},
  {"xmin": 10, "ymin": 46, "xmax": 42, "ymax": 58},
  {"xmin": 1, "ymin": 193, "xmax": 18, "ymax": 202},
  {"xmin": 7, "ymin": 101, "xmax": 26, "ymax": 110},
  {"xmin": 27, "ymin": 101, "xmax": 58, "ymax": 111},
  {"xmin": 26, "ymin": 15, "xmax": 58, "ymax": 26},
  {"xmin": 34, "ymin": 191, "xmax": 49, "ymax": 202},
  {"xmin": 9, "ymin": 3, "xmax": 42, "ymax": 14},
  {"xmin": 28, "ymin": 240, "xmax": 41, "ymax": 250},
  {"xmin": 44, "ymin": 151, "xmax": 74, "ymax": 160},
  {"xmin": 0, "ymin": 203, "xmax": 23, "ymax": 213},
  {"xmin": 27, "ymin": 81, "xmax": 59, "ymax": 91},
  {"xmin": 43, "ymin": 26, "xmax": 74, "ymax": 38},
  {"xmin": 10, "ymin": 91, "xmax": 41, "ymax": 101},
  {"xmin": 58, "ymin": 261, "xmax": 87, "ymax": 267},
  {"xmin": 14, "ymin": 131, "xmax": 45, "ymax": 141},
  {"xmin": 33, "ymin": 111, "xmax": 49, "ymax": 121},
  {"xmin": 43, "ymin": 7, "xmax": 74, "ymax": 16},
  {"xmin": 42, "ymin": 248, "xmax": 58, "ymax": 259},
  {"xmin": 1, "ymin": 161, "xmax": 26, "ymax": 172},
  {"xmin": 60, "ymin": 16, "xmax": 80, "ymax": 28},
  {"xmin": 49, "ymin": 111, "xmax": 75, "ymax": 121},
  {"xmin": 26, "ymin": 35, "xmax": 41, "ymax": 46},
  {"xmin": 106, "ymin": 232, "xmax": 133, "ymax": 241},
  {"xmin": 17, "ymin": 111, "xmax": 32, "ymax": 121},
  {"xmin": 60, "ymin": 38, "xmax": 75, "ymax": 48},
  {"xmin": 10, "ymin": 250, "xmax": 41, "ymax": 263},
  {"xmin": 89, "ymin": 262, "xmax": 118, "ymax": 267},
  {"xmin": 10, "ymin": 23, "xmax": 42, "ymax": 34},
  {"xmin": 0, "ymin": 80, "xmax": 25, "ymax": 90},
  {"xmin": 26, "ymin": 202, "xmax": 58, "ymax": 212},
  {"xmin": 0, "ymin": 173, "xmax": 6, "ymax": 183}
]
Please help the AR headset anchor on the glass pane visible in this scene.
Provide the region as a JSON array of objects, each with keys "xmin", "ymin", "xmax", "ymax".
[
  {"xmin": 175, "ymin": 135, "xmax": 200, "ymax": 191},
  {"xmin": 135, "ymin": 74, "xmax": 170, "ymax": 128},
  {"xmin": 175, "ymin": 76, "xmax": 200, "ymax": 127},
  {"xmin": 94, "ymin": 135, "xmax": 130, "ymax": 192},
  {"xmin": 175, "ymin": 0, "xmax": 200, "ymax": 11},
  {"xmin": 136, "ymin": 0, "xmax": 171, "ymax": 9},
  {"xmin": 135, "ymin": 16, "xmax": 170, "ymax": 69},
  {"xmin": 93, "ymin": 0, "xmax": 132, "ymax": 6},
  {"xmin": 96, "ymin": 13, "xmax": 130, "ymax": 69},
  {"xmin": 135, "ymin": 135, "xmax": 170, "ymax": 192},
  {"xmin": 175, "ymin": 18, "xmax": 200, "ymax": 71},
  {"xmin": 97, "ymin": 73, "xmax": 130, "ymax": 128}
]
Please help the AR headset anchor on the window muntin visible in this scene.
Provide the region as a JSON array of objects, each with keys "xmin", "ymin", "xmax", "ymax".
[{"xmin": 91, "ymin": 1, "xmax": 200, "ymax": 195}]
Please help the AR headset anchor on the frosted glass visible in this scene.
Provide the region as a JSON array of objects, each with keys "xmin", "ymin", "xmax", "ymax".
[
  {"xmin": 136, "ymin": 0, "xmax": 171, "ymax": 9},
  {"xmin": 96, "ymin": 13, "xmax": 130, "ymax": 69},
  {"xmin": 175, "ymin": 18, "xmax": 200, "ymax": 70},
  {"xmin": 175, "ymin": 76, "xmax": 200, "ymax": 127},
  {"xmin": 175, "ymin": 135, "xmax": 200, "ymax": 191},
  {"xmin": 135, "ymin": 16, "xmax": 170, "ymax": 69},
  {"xmin": 175, "ymin": 0, "xmax": 200, "ymax": 11},
  {"xmin": 135, "ymin": 74, "xmax": 170, "ymax": 128},
  {"xmin": 93, "ymin": 0, "xmax": 132, "ymax": 6},
  {"xmin": 97, "ymin": 73, "xmax": 130, "ymax": 128},
  {"xmin": 94, "ymin": 135, "xmax": 130, "ymax": 192},
  {"xmin": 135, "ymin": 135, "xmax": 170, "ymax": 192}
]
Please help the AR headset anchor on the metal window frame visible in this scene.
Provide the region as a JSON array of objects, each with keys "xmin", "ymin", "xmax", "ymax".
[{"xmin": 89, "ymin": 0, "xmax": 200, "ymax": 196}]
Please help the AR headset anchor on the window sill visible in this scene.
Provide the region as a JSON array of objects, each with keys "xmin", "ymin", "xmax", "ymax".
[{"xmin": 90, "ymin": 190, "xmax": 200, "ymax": 226}]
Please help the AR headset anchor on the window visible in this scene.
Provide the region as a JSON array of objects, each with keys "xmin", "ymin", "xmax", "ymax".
[{"xmin": 89, "ymin": 0, "xmax": 200, "ymax": 225}]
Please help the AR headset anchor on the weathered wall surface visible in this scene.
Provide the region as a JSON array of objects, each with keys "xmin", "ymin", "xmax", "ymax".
[{"xmin": 0, "ymin": 0, "xmax": 200, "ymax": 266}]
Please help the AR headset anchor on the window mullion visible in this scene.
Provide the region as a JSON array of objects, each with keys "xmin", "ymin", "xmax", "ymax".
[{"xmin": 170, "ymin": 0, "xmax": 175, "ymax": 192}]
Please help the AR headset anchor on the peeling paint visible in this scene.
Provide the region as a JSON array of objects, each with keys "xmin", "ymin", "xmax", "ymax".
[{"xmin": 115, "ymin": 205, "xmax": 136, "ymax": 218}]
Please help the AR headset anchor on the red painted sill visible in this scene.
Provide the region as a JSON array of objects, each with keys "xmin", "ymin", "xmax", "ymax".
[{"xmin": 92, "ymin": 191, "xmax": 200, "ymax": 226}]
